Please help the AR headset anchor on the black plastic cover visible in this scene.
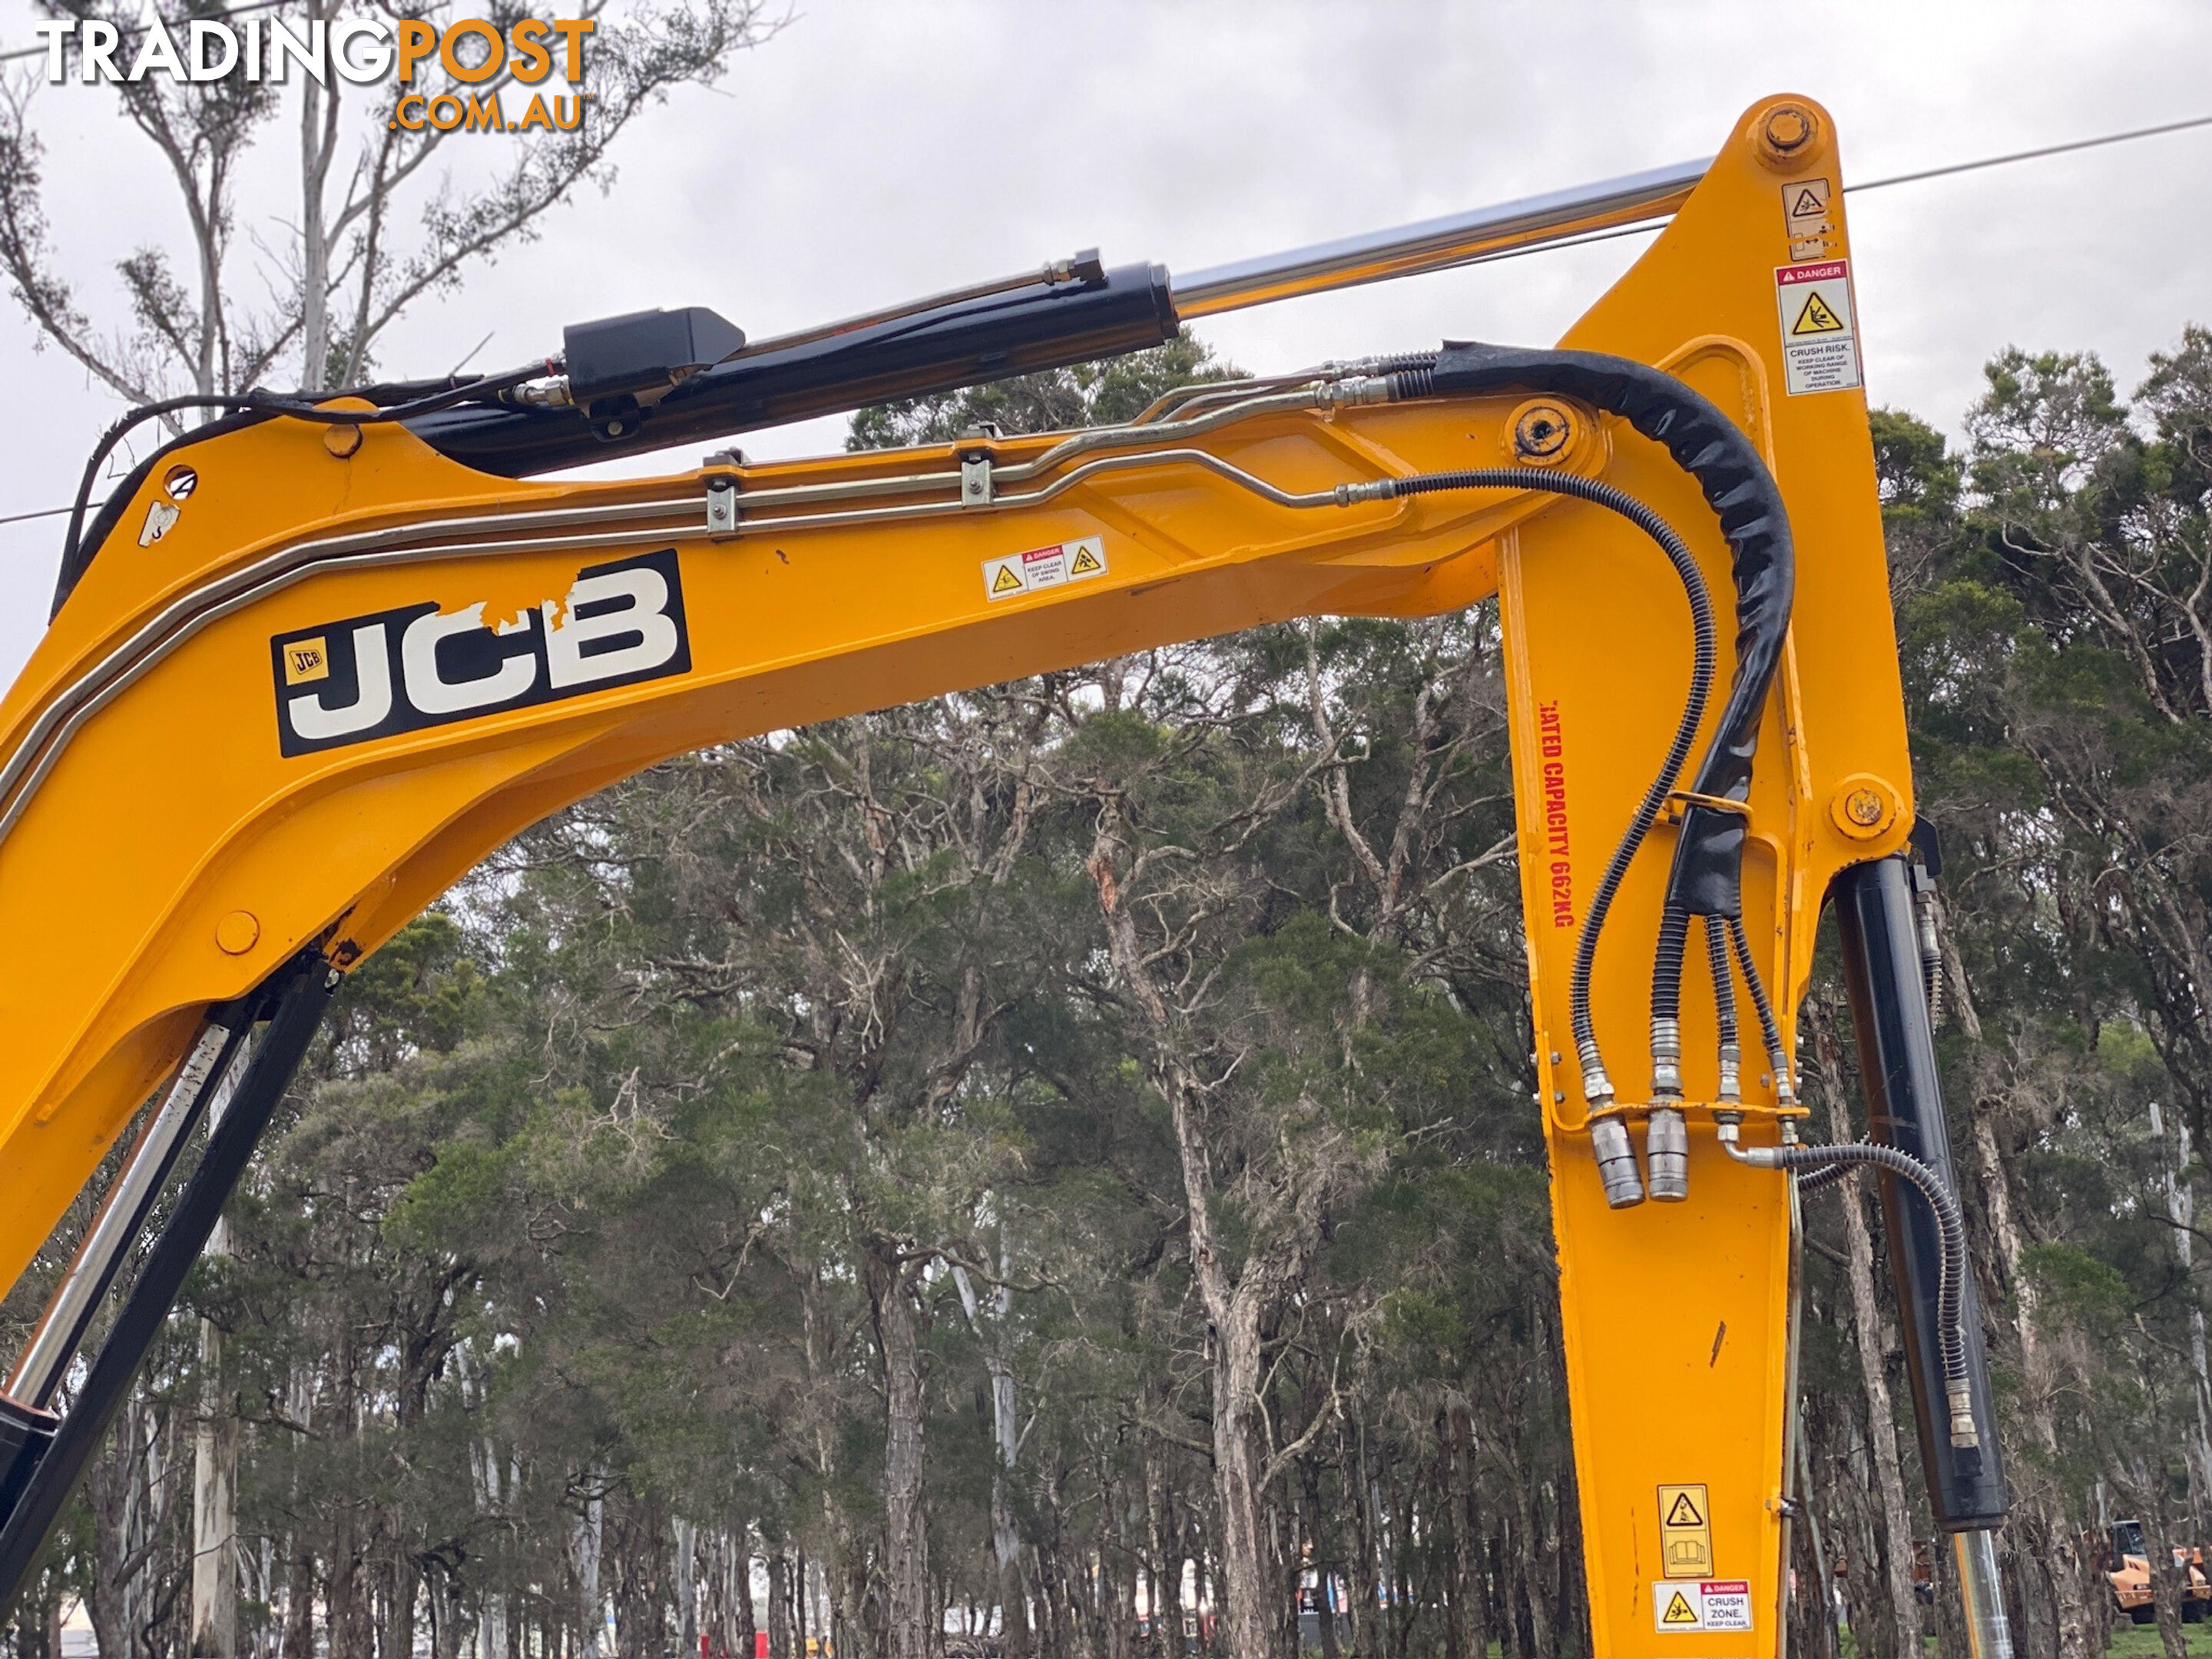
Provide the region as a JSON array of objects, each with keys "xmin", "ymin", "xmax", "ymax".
[
  {"xmin": 406, "ymin": 260, "xmax": 1178, "ymax": 476},
  {"xmin": 1426, "ymin": 342, "xmax": 1795, "ymax": 919},
  {"xmin": 564, "ymin": 306, "xmax": 747, "ymax": 410}
]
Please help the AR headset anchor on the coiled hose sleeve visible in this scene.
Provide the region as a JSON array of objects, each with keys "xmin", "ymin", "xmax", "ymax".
[
  {"xmin": 1793, "ymin": 1156, "xmax": 1855, "ymax": 1197},
  {"xmin": 1366, "ymin": 467, "xmax": 1715, "ymax": 1102},
  {"xmin": 1737, "ymin": 1137, "xmax": 1978, "ymax": 1445},
  {"xmin": 1394, "ymin": 343, "xmax": 1795, "ymax": 927}
]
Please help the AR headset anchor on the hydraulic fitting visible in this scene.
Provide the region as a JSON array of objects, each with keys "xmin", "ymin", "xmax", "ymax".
[
  {"xmin": 1316, "ymin": 374, "xmax": 1393, "ymax": 407},
  {"xmin": 1590, "ymin": 1116, "xmax": 1646, "ymax": 1209},
  {"xmin": 1717, "ymin": 1041, "xmax": 1742, "ymax": 1104},
  {"xmin": 1646, "ymin": 1107, "xmax": 1689, "ymax": 1202},
  {"xmin": 1948, "ymin": 1384, "xmax": 1980, "ymax": 1449},
  {"xmin": 1649, "ymin": 1016, "xmax": 1682, "ymax": 1099}
]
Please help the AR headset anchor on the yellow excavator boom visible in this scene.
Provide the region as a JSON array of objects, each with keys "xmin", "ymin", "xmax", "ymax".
[{"xmin": 0, "ymin": 95, "xmax": 2010, "ymax": 1656}]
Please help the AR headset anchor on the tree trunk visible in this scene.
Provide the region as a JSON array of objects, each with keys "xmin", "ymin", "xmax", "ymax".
[
  {"xmin": 1088, "ymin": 833, "xmax": 1274, "ymax": 1659},
  {"xmin": 766, "ymin": 1555, "xmax": 791, "ymax": 1659},
  {"xmin": 869, "ymin": 1241, "xmax": 931, "ymax": 1659},
  {"xmin": 190, "ymin": 1314, "xmax": 239, "ymax": 1659},
  {"xmin": 675, "ymin": 1518, "xmax": 698, "ymax": 1659},
  {"xmin": 574, "ymin": 1490, "xmax": 606, "ymax": 1659}
]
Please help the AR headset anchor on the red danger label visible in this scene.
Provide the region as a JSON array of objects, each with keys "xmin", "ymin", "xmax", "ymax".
[{"xmin": 1777, "ymin": 260, "xmax": 1847, "ymax": 285}]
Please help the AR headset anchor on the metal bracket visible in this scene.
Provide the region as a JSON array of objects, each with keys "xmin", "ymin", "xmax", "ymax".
[
  {"xmin": 960, "ymin": 454, "xmax": 994, "ymax": 508},
  {"xmin": 705, "ymin": 478, "xmax": 740, "ymax": 536}
]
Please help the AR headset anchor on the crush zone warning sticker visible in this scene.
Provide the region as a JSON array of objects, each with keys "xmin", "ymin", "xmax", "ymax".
[
  {"xmin": 982, "ymin": 535, "xmax": 1108, "ymax": 601},
  {"xmin": 1654, "ymin": 1580, "xmax": 1753, "ymax": 1633},
  {"xmin": 1775, "ymin": 260, "xmax": 1861, "ymax": 396}
]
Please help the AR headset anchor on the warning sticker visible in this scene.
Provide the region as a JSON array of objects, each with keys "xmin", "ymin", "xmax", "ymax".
[
  {"xmin": 1657, "ymin": 1483, "xmax": 1713, "ymax": 1578},
  {"xmin": 1653, "ymin": 1580, "xmax": 1753, "ymax": 1634},
  {"xmin": 1774, "ymin": 260, "xmax": 1861, "ymax": 396},
  {"xmin": 1782, "ymin": 177, "xmax": 1833, "ymax": 260},
  {"xmin": 982, "ymin": 535, "xmax": 1108, "ymax": 601}
]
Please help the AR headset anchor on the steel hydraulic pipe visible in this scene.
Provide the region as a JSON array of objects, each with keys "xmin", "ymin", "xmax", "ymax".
[
  {"xmin": 1168, "ymin": 155, "xmax": 1710, "ymax": 318},
  {"xmin": 1954, "ymin": 1529, "xmax": 2016, "ymax": 1659},
  {"xmin": 3, "ymin": 1019, "xmax": 244, "ymax": 1408}
]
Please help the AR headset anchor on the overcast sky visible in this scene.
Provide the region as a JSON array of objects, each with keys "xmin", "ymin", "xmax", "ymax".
[{"xmin": 0, "ymin": 0, "xmax": 2204, "ymax": 686}]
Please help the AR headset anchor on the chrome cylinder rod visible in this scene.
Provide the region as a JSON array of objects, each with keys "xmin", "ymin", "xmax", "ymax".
[
  {"xmin": 1169, "ymin": 155, "xmax": 1710, "ymax": 319},
  {"xmin": 5, "ymin": 1021, "xmax": 241, "ymax": 1408},
  {"xmin": 1952, "ymin": 1528, "xmax": 2015, "ymax": 1659}
]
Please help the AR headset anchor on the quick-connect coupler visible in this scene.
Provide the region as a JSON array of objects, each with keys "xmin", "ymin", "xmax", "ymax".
[
  {"xmin": 1645, "ymin": 1107, "xmax": 1689, "ymax": 1203},
  {"xmin": 1589, "ymin": 1116, "xmax": 1646, "ymax": 1209}
]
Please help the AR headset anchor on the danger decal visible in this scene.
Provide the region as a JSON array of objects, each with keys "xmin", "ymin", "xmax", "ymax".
[
  {"xmin": 271, "ymin": 548, "xmax": 690, "ymax": 757},
  {"xmin": 1653, "ymin": 1579, "xmax": 1753, "ymax": 1634},
  {"xmin": 982, "ymin": 535, "xmax": 1107, "ymax": 601},
  {"xmin": 1774, "ymin": 260, "xmax": 1862, "ymax": 396}
]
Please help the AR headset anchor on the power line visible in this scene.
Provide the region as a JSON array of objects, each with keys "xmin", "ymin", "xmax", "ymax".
[
  {"xmin": 1451, "ymin": 110, "xmax": 2212, "ymax": 270},
  {"xmin": 1848, "ymin": 111, "xmax": 2212, "ymax": 193},
  {"xmin": 3, "ymin": 107, "xmax": 2208, "ymax": 537}
]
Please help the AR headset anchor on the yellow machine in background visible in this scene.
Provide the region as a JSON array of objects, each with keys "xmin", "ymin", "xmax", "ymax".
[{"xmin": 0, "ymin": 97, "xmax": 2011, "ymax": 1657}]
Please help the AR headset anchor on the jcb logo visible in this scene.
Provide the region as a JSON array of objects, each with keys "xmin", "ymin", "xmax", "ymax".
[{"xmin": 271, "ymin": 549, "xmax": 690, "ymax": 757}]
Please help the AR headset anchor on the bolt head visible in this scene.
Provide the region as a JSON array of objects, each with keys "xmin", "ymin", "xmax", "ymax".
[{"xmin": 1755, "ymin": 101, "xmax": 1823, "ymax": 171}]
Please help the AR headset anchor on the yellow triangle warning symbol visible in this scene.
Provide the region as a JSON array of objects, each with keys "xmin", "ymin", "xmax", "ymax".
[
  {"xmin": 1664, "ymin": 1492, "xmax": 1705, "ymax": 1527},
  {"xmin": 1792, "ymin": 290, "xmax": 1846, "ymax": 336},
  {"xmin": 1663, "ymin": 1591, "xmax": 1699, "ymax": 1625},
  {"xmin": 1790, "ymin": 187, "xmax": 1824, "ymax": 217},
  {"xmin": 1069, "ymin": 545, "xmax": 1102, "ymax": 575},
  {"xmin": 991, "ymin": 565, "xmax": 1023, "ymax": 594}
]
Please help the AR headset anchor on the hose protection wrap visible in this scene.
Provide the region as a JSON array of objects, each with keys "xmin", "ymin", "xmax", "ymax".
[{"xmin": 1416, "ymin": 342, "xmax": 1795, "ymax": 919}]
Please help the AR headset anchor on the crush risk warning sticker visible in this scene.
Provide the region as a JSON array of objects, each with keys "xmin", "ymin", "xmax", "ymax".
[
  {"xmin": 1654, "ymin": 1579, "xmax": 1753, "ymax": 1633},
  {"xmin": 1657, "ymin": 1483, "xmax": 1713, "ymax": 1578},
  {"xmin": 982, "ymin": 535, "xmax": 1108, "ymax": 601},
  {"xmin": 1774, "ymin": 259, "xmax": 1861, "ymax": 396}
]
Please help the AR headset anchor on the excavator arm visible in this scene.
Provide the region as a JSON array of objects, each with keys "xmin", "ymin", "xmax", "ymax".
[{"xmin": 0, "ymin": 96, "xmax": 2011, "ymax": 1656}]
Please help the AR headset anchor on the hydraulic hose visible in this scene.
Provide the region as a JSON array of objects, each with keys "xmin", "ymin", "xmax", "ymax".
[
  {"xmin": 1399, "ymin": 343, "xmax": 1796, "ymax": 929},
  {"xmin": 1724, "ymin": 1133, "xmax": 1979, "ymax": 1446},
  {"xmin": 1385, "ymin": 343, "xmax": 1798, "ymax": 1209},
  {"xmin": 1706, "ymin": 916, "xmax": 1741, "ymax": 1103},
  {"xmin": 1356, "ymin": 464, "xmax": 1716, "ymax": 1210}
]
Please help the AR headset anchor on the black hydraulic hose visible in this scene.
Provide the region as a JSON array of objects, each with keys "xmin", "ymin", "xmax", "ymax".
[
  {"xmin": 1650, "ymin": 903, "xmax": 1690, "ymax": 1097},
  {"xmin": 1793, "ymin": 1155, "xmax": 1853, "ymax": 1197},
  {"xmin": 56, "ymin": 360, "xmax": 555, "ymax": 591},
  {"xmin": 1706, "ymin": 915, "xmax": 1739, "ymax": 1053},
  {"xmin": 1727, "ymin": 912, "xmax": 1790, "ymax": 1096},
  {"xmin": 1396, "ymin": 343, "xmax": 1795, "ymax": 929},
  {"xmin": 1365, "ymin": 467, "xmax": 1717, "ymax": 1096},
  {"xmin": 1746, "ymin": 1139, "xmax": 1974, "ymax": 1439}
]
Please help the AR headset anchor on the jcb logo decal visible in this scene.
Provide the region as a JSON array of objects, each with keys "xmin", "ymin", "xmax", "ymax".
[{"xmin": 271, "ymin": 548, "xmax": 690, "ymax": 757}]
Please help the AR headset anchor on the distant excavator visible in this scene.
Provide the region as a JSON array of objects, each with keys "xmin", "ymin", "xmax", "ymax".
[{"xmin": 0, "ymin": 94, "xmax": 2011, "ymax": 1657}]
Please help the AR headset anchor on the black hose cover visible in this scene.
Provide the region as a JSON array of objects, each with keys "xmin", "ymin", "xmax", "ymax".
[{"xmin": 1422, "ymin": 342, "xmax": 1795, "ymax": 919}]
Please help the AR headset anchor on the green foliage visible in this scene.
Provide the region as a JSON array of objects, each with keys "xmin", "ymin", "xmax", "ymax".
[{"xmin": 845, "ymin": 330, "xmax": 1236, "ymax": 449}]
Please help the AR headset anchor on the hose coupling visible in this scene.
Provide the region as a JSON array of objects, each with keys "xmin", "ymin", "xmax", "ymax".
[
  {"xmin": 1948, "ymin": 1384, "xmax": 1981, "ymax": 1448},
  {"xmin": 1646, "ymin": 1107, "xmax": 1690, "ymax": 1202},
  {"xmin": 1720, "ymin": 1127, "xmax": 1773, "ymax": 1167},
  {"xmin": 1589, "ymin": 1116, "xmax": 1646, "ymax": 1209},
  {"xmin": 1316, "ymin": 374, "xmax": 1394, "ymax": 407},
  {"xmin": 1717, "ymin": 1041, "xmax": 1742, "ymax": 1104},
  {"xmin": 1333, "ymin": 480, "xmax": 1395, "ymax": 507},
  {"xmin": 1769, "ymin": 1050, "xmax": 1798, "ymax": 1108},
  {"xmin": 1650, "ymin": 1018, "xmax": 1682, "ymax": 1099}
]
